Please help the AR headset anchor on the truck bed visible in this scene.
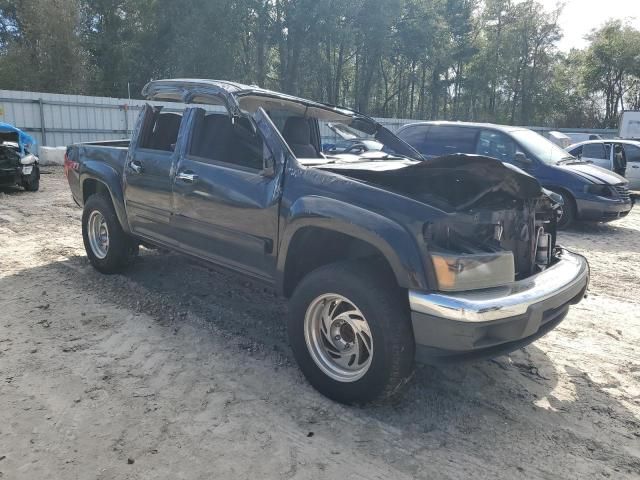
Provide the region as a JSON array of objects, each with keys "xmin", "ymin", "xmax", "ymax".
[{"xmin": 65, "ymin": 141, "xmax": 130, "ymax": 206}]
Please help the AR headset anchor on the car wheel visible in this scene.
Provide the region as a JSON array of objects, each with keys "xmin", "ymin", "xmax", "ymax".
[
  {"xmin": 553, "ymin": 189, "xmax": 575, "ymax": 229},
  {"xmin": 22, "ymin": 165, "xmax": 40, "ymax": 191},
  {"xmin": 82, "ymin": 193, "xmax": 138, "ymax": 274},
  {"xmin": 287, "ymin": 260, "xmax": 415, "ymax": 405}
]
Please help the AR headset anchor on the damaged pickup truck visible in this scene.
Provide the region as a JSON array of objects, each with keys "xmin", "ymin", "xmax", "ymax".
[{"xmin": 65, "ymin": 79, "xmax": 589, "ymax": 404}]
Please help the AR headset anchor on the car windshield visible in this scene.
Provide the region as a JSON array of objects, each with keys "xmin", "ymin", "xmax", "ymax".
[{"xmin": 511, "ymin": 129, "xmax": 575, "ymax": 165}]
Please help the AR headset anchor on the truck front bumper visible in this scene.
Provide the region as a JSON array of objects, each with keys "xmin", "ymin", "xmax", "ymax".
[{"xmin": 409, "ymin": 249, "xmax": 589, "ymax": 362}]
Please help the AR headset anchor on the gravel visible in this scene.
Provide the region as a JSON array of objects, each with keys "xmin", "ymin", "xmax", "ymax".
[{"xmin": 0, "ymin": 167, "xmax": 638, "ymax": 479}]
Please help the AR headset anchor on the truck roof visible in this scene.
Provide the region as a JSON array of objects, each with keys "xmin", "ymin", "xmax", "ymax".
[{"xmin": 142, "ymin": 78, "xmax": 364, "ymax": 125}]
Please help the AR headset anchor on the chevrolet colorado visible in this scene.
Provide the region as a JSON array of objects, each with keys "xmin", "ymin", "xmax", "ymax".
[{"xmin": 65, "ymin": 79, "xmax": 589, "ymax": 404}]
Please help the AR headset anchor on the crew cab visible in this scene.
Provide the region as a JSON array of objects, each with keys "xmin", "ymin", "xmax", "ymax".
[{"xmin": 65, "ymin": 79, "xmax": 589, "ymax": 404}]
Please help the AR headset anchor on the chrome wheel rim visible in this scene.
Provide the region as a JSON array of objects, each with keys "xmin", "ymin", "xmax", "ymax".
[
  {"xmin": 87, "ymin": 210, "xmax": 109, "ymax": 259},
  {"xmin": 304, "ymin": 294, "xmax": 373, "ymax": 382}
]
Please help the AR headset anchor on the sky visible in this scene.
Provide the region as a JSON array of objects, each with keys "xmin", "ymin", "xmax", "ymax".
[{"xmin": 537, "ymin": 0, "xmax": 640, "ymax": 51}]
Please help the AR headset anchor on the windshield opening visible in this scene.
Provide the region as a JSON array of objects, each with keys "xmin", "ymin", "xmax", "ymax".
[{"xmin": 511, "ymin": 129, "xmax": 574, "ymax": 165}]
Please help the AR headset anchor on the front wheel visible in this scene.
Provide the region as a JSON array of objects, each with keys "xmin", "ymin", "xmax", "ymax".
[
  {"xmin": 287, "ymin": 260, "xmax": 415, "ymax": 405},
  {"xmin": 553, "ymin": 189, "xmax": 576, "ymax": 229},
  {"xmin": 22, "ymin": 165, "xmax": 40, "ymax": 191},
  {"xmin": 82, "ymin": 193, "xmax": 138, "ymax": 274}
]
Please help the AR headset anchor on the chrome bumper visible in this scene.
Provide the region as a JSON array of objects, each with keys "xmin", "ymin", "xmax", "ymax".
[{"xmin": 409, "ymin": 250, "xmax": 589, "ymax": 323}]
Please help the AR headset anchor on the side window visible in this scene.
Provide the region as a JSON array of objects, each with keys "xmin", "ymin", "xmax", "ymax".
[
  {"xmin": 568, "ymin": 145, "xmax": 582, "ymax": 157},
  {"xmin": 424, "ymin": 126, "xmax": 477, "ymax": 156},
  {"xmin": 397, "ymin": 126, "xmax": 430, "ymax": 155},
  {"xmin": 622, "ymin": 144, "xmax": 640, "ymax": 163},
  {"xmin": 189, "ymin": 113, "xmax": 264, "ymax": 171},
  {"xmin": 582, "ymin": 143, "xmax": 607, "ymax": 160},
  {"xmin": 139, "ymin": 110, "xmax": 183, "ymax": 152},
  {"xmin": 476, "ymin": 130, "xmax": 517, "ymax": 162}
]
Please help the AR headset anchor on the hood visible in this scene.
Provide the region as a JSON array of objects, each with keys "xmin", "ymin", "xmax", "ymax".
[
  {"xmin": 559, "ymin": 163, "xmax": 627, "ymax": 185},
  {"xmin": 318, "ymin": 153, "xmax": 542, "ymax": 211}
]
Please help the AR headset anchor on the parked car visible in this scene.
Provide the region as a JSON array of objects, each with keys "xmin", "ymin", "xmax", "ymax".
[
  {"xmin": 65, "ymin": 80, "xmax": 589, "ymax": 404},
  {"xmin": 0, "ymin": 122, "xmax": 40, "ymax": 191},
  {"xmin": 566, "ymin": 139, "xmax": 640, "ymax": 190},
  {"xmin": 397, "ymin": 121, "xmax": 633, "ymax": 227}
]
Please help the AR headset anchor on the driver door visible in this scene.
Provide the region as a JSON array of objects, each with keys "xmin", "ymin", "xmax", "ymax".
[{"xmin": 171, "ymin": 108, "xmax": 289, "ymax": 281}]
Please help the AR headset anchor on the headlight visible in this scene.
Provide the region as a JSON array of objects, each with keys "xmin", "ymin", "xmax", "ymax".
[
  {"xmin": 20, "ymin": 154, "xmax": 37, "ymax": 165},
  {"xmin": 430, "ymin": 251, "xmax": 515, "ymax": 292},
  {"xmin": 585, "ymin": 184, "xmax": 613, "ymax": 197}
]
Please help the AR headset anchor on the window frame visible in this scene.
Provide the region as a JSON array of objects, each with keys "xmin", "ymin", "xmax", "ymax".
[
  {"xmin": 581, "ymin": 142, "xmax": 608, "ymax": 160},
  {"xmin": 422, "ymin": 125, "xmax": 479, "ymax": 157},
  {"xmin": 137, "ymin": 107, "xmax": 185, "ymax": 154},
  {"xmin": 476, "ymin": 129, "xmax": 518, "ymax": 163},
  {"xmin": 185, "ymin": 109, "xmax": 270, "ymax": 174},
  {"xmin": 622, "ymin": 143, "xmax": 640, "ymax": 163}
]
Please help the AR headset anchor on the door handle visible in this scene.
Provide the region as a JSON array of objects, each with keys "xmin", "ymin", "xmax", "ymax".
[
  {"xmin": 176, "ymin": 171, "xmax": 198, "ymax": 183},
  {"xmin": 129, "ymin": 160, "xmax": 143, "ymax": 174}
]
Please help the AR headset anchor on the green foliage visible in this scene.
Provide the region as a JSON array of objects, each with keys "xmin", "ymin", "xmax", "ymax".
[{"xmin": 1, "ymin": 0, "xmax": 639, "ymax": 127}]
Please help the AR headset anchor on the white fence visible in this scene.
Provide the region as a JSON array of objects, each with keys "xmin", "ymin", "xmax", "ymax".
[{"xmin": 0, "ymin": 89, "xmax": 616, "ymax": 151}]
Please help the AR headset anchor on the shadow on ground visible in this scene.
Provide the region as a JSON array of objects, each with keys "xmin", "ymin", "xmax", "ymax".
[{"xmin": 4, "ymin": 250, "xmax": 639, "ymax": 477}]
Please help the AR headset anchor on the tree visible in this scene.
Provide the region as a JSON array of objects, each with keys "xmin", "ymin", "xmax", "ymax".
[
  {"xmin": 0, "ymin": 0, "xmax": 89, "ymax": 93},
  {"xmin": 583, "ymin": 20, "xmax": 640, "ymax": 127}
]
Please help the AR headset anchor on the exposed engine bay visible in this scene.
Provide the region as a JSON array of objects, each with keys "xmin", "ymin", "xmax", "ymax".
[{"xmin": 315, "ymin": 153, "xmax": 561, "ymax": 288}]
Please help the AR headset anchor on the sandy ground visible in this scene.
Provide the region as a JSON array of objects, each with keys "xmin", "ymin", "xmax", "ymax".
[{"xmin": 0, "ymin": 167, "xmax": 639, "ymax": 479}]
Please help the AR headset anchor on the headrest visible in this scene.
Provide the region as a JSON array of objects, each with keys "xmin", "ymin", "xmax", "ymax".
[{"xmin": 282, "ymin": 117, "xmax": 311, "ymax": 145}]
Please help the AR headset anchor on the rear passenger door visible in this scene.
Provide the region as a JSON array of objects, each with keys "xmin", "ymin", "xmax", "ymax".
[
  {"xmin": 171, "ymin": 108, "xmax": 284, "ymax": 281},
  {"xmin": 398, "ymin": 125, "xmax": 478, "ymax": 159},
  {"xmin": 124, "ymin": 106, "xmax": 184, "ymax": 244},
  {"xmin": 622, "ymin": 143, "xmax": 640, "ymax": 189}
]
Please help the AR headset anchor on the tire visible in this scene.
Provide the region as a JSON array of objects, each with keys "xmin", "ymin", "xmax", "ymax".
[
  {"xmin": 553, "ymin": 189, "xmax": 576, "ymax": 229},
  {"xmin": 22, "ymin": 165, "xmax": 40, "ymax": 191},
  {"xmin": 82, "ymin": 193, "xmax": 138, "ymax": 274},
  {"xmin": 287, "ymin": 260, "xmax": 415, "ymax": 405}
]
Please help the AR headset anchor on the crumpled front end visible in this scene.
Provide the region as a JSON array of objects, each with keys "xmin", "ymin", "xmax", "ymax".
[{"xmin": 326, "ymin": 153, "xmax": 589, "ymax": 360}]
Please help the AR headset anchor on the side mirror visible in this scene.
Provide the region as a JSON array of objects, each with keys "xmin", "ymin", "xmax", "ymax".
[{"xmin": 515, "ymin": 151, "xmax": 532, "ymax": 165}]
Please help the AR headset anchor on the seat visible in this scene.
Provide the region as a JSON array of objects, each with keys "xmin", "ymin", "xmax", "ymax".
[
  {"xmin": 148, "ymin": 113, "xmax": 182, "ymax": 151},
  {"xmin": 191, "ymin": 114, "xmax": 232, "ymax": 160},
  {"xmin": 281, "ymin": 117, "xmax": 319, "ymax": 158}
]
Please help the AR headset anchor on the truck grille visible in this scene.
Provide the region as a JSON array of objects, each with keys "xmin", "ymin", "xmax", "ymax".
[{"xmin": 614, "ymin": 184, "xmax": 630, "ymax": 201}]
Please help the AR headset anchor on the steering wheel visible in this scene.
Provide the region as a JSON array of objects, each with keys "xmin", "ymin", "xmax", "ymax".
[{"xmin": 343, "ymin": 142, "xmax": 367, "ymax": 154}]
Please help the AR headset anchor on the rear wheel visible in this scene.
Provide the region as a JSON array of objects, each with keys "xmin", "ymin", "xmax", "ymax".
[
  {"xmin": 553, "ymin": 189, "xmax": 576, "ymax": 229},
  {"xmin": 82, "ymin": 193, "xmax": 138, "ymax": 274},
  {"xmin": 288, "ymin": 260, "xmax": 415, "ymax": 405}
]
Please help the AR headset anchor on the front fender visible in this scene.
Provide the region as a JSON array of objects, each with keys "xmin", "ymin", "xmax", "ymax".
[
  {"xmin": 277, "ymin": 196, "xmax": 429, "ymax": 292},
  {"xmin": 80, "ymin": 161, "xmax": 131, "ymax": 234}
]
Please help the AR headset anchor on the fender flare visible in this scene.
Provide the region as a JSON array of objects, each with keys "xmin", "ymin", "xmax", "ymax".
[
  {"xmin": 80, "ymin": 161, "xmax": 131, "ymax": 234},
  {"xmin": 276, "ymin": 196, "xmax": 429, "ymax": 293}
]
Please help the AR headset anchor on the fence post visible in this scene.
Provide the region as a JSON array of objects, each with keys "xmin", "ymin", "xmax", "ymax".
[
  {"xmin": 122, "ymin": 104, "xmax": 129, "ymax": 135},
  {"xmin": 38, "ymin": 98, "xmax": 47, "ymax": 146}
]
